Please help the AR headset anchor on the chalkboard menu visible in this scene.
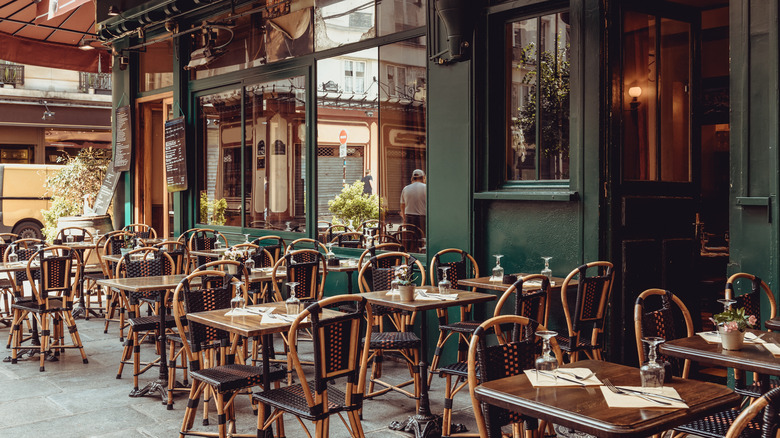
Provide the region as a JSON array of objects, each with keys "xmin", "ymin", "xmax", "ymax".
[
  {"xmin": 113, "ymin": 105, "xmax": 132, "ymax": 171},
  {"xmin": 164, "ymin": 117, "xmax": 188, "ymax": 192},
  {"xmin": 93, "ymin": 164, "xmax": 121, "ymax": 216}
]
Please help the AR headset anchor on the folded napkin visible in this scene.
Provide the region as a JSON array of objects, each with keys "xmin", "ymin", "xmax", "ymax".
[
  {"xmin": 488, "ymin": 276, "xmax": 503, "ymax": 283},
  {"xmin": 524, "ymin": 279, "xmax": 556, "ymax": 287},
  {"xmin": 599, "ymin": 385, "xmax": 688, "ymax": 409},
  {"xmin": 415, "ymin": 291, "xmax": 458, "ymax": 301},
  {"xmin": 697, "ymin": 331, "xmax": 764, "ymax": 344},
  {"xmin": 224, "ymin": 307, "xmax": 268, "ymax": 317},
  {"xmin": 523, "ymin": 368, "xmax": 601, "ymax": 387},
  {"xmin": 260, "ymin": 313, "xmax": 308, "ymax": 324},
  {"xmin": 762, "ymin": 342, "xmax": 780, "ymax": 357}
]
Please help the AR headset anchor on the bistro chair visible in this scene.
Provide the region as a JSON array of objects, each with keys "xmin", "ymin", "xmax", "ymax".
[
  {"xmin": 724, "ymin": 386, "xmax": 780, "ymax": 438},
  {"xmin": 114, "ymin": 248, "xmax": 177, "ymax": 394},
  {"xmin": 356, "ymin": 243, "xmax": 405, "ymax": 269},
  {"xmin": 725, "ymin": 273, "xmax": 777, "ymax": 398},
  {"xmin": 357, "ymin": 251, "xmax": 424, "ymax": 408},
  {"xmin": 427, "ymin": 249, "xmax": 480, "ymax": 382},
  {"xmin": 438, "ymin": 274, "xmax": 550, "ymax": 438},
  {"xmin": 557, "ymin": 261, "xmax": 615, "ymax": 362},
  {"xmin": 172, "ymin": 270, "xmax": 286, "ymax": 438},
  {"xmin": 324, "ymin": 224, "xmax": 351, "ymax": 244},
  {"xmin": 56, "ymin": 226, "xmax": 98, "ymax": 315},
  {"xmin": 330, "ymin": 232, "xmax": 365, "ymax": 249},
  {"xmin": 229, "ymin": 244, "xmax": 274, "ymax": 304},
  {"xmin": 188, "ymin": 229, "xmax": 229, "ymax": 270},
  {"xmin": 0, "ymin": 232, "xmax": 17, "ymax": 324},
  {"xmin": 374, "ymin": 234, "xmax": 402, "ymax": 245},
  {"xmin": 10, "ymin": 245, "xmax": 88, "ymax": 372},
  {"xmin": 4, "ymin": 238, "xmax": 45, "ymax": 350},
  {"xmin": 392, "ymin": 223, "xmax": 425, "ymax": 253},
  {"xmin": 271, "ymin": 249, "xmax": 328, "ymax": 304},
  {"xmin": 468, "ymin": 315, "xmax": 561, "ymax": 438},
  {"xmin": 356, "ymin": 219, "xmax": 381, "ymax": 236},
  {"xmin": 102, "ymin": 231, "xmax": 137, "ymax": 341},
  {"xmin": 316, "ymin": 220, "xmax": 332, "ymax": 243},
  {"xmin": 154, "ymin": 240, "xmax": 190, "ymax": 275},
  {"xmin": 254, "ymin": 295, "xmax": 374, "ymax": 438},
  {"xmin": 286, "ymin": 238, "xmax": 328, "ymax": 260},
  {"xmin": 123, "ymin": 223, "xmax": 158, "ymax": 240},
  {"xmin": 635, "ymin": 288, "xmax": 760, "ymax": 438},
  {"xmin": 251, "ymin": 236, "xmax": 286, "ymax": 264}
]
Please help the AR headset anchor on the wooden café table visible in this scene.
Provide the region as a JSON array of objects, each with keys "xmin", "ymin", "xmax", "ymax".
[
  {"xmin": 187, "ymin": 301, "xmax": 344, "ymax": 438},
  {"xmin": 458, "ymin": 273, "xmax": 570, "ymax": 292},
  {"xmin": 660, "ymin": 329, "xmax": 780, "ymax": 393},
  {"xmin": 359, "ymin": 287, "xmax": 496, "ymax": 438},
  {"xmin": 474, "ymin": 359, "xmax": 741, "ymax": 438}
]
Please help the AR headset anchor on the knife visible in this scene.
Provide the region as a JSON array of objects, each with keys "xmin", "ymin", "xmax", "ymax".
[
  {"xmin": 537, "ymin": 370, "xmax": 585, "ymax": 386},
  {"xmin": 613, "ymin": 386, "xmax": 685, "ymax": 403}
]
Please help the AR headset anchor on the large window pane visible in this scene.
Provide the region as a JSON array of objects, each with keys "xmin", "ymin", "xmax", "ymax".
[
  {"xmin": 139, "ymin": 38, "xmax": 173, "ymax": 92},
  {"xmin": 245, "ymin": 77, "xmax": 307, "ymax": 232},
  {"xmin": 377, "ymin": 0, "xmax": 426, "ymax": 36},
  {"xmin": 316, "ymin": 37, "xmax": 426, "ymax": 252},
  {"xmin": 315, "ymin": 0, "xmax": 375, "ymax": 51},
  {"xmin": 507, "ymin": 12, "xmax": 570, "ymax": 181},
  {"xmin": 659, "ymin": 18, "xmax": 690, "ymax": 182}
]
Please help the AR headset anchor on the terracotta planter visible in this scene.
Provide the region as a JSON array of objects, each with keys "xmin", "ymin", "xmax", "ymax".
[
  {"xmin": 398, "ymin": 285, "xmax": 415, "ymax": 302},
  {"xmin": 718, "ymin": 327, "xmax": 745, "ymax": 350}
]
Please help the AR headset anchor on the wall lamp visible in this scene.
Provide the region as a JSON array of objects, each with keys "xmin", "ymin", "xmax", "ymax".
[
  {"xmin": 432, "ymin": 0, "xmax": 481, "ymax": 64},
  {"xmin": 628, "ymin": 86, "xmax": 642, "ymax": 110},
  {"xmin": 42, "ymin": 101, "xmax": 55, "ymax": 121}
]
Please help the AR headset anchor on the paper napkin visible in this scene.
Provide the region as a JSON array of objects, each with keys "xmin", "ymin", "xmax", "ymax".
[
  {"xmin": 523, "ymin": 368, "xmax": 601, "ymax": 387},
  {"xmin": 599, "ymin": 385, "xmax": 688, "ymax": 409}
]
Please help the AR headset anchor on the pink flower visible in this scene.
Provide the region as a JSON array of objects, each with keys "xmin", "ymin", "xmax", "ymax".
[
  {"xmin": 722, "ymin": 321, "xmax": 740, "ymax": 333},
  {"xmin": 748, "ymin": 315, "xmax": 757, "ymax": 327}
]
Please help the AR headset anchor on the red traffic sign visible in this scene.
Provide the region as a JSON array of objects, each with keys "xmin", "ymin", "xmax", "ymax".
[{"xmin": 339, "ymin": 129, "xmax": 348, "ymax": 145}]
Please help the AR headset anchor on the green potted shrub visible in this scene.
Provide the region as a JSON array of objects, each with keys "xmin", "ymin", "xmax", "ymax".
[{"xmin": 327, "ymin": 181, "xmax": 383, "ymax": 227}]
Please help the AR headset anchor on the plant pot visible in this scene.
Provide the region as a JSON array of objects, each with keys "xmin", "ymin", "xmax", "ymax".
[
  {"xmin": 398, "ymin": 285, "xmax": 415, "ymax": 302},
  {"xmin": 224, "ymin": 264, "xmax": 238, "ymax": 275},
  {"xmin": 718, "ymin": 327, "xmax": 745, "ymax": 350}
]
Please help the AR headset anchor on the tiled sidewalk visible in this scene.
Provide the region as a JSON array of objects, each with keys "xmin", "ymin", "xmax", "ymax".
[{"xmin": 0, "ymin": 313, "xmax": 478, "ymax": 437}]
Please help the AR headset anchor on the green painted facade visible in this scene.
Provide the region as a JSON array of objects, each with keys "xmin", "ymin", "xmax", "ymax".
[{"xmin": 102, "ymin": 0, "xmax": 780, "ymax": 366}]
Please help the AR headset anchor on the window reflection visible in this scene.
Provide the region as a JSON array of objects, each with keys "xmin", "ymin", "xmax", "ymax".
[
  {"xmin": 197, "ymin": 76, "xmax": 307, "ymax": 232},
  {"xmin": 506, "ymin": 12, "xmax": 570, "ymax": 181},
  {"xmin": 315, "ymin": 0, "xmax": 376, "ymax": 51},
  {"xmin": 139, "ymin": 38, "xmax": 173, "ymax": 92},
  {"xmin": 316, "ymin": 37, "xmax": 426, "ymax": 252}
]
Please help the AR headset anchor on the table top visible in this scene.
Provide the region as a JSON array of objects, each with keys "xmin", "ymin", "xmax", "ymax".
[
  {"xmin": 474, "ymin": 359, "xmax": 741, "ymax": 438},
  {"xmin": 765, "ymin": 319, "xmax": 780, "ymax": 331},
  {"xmin": 459, "ymin": 273, "xmax": 571, "ymax": 292},
  {"xmin": 660, "ymin": 330, "xmax": 780, "ymax": 376},
  {"xmin": 187, "ymin": 301, "xmax": 344, "ymax": 338},
  {"xmin": 358, "ymin": 287, "xmax": 496, "ymax": 312},
  {"xmin": 96, "ymin": 268, "xmax": 285, "ymax": 292}
]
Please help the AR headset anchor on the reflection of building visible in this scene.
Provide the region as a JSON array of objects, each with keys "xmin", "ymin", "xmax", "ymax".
[{"xmin": 0, "ymin": 61, "xmax": 112, "ymax": 163}]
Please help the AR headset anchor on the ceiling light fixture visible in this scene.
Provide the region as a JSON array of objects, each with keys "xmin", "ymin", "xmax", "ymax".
[{"xmin": 42, "ymin": 101, "xmax": 55, "ymax": 121}]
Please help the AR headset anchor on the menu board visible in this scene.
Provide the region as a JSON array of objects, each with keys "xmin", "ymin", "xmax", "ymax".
[
  {"xmin": 93, "ymin": 164, "xmax": 121, "ymax": 216},
  {"xmin": 113, "ymin": 105, "xmax": 132, "ymax": 171},
  {"xmin": 164, "ymin": 117, "xmax": 188, "ymax": 192}
]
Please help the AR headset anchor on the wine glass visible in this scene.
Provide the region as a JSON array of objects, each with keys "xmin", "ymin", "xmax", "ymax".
[
  {"xmin": 286, "ymin": 282, "xmax": 300, "ymax": 315},
  {"xmin": 66, "ymin": 234, "xmax": 75, "ymax": 244},
  {"xmin": 214, "ymin": 239, "xmax": 224, "ymax": 250},
  {"xmin": 348, "ymin": 219, "xmax": 354, "ymax": 231},
  {"xmin": 230, "ymin": 291, "xmax": 246, "ymax": 319},
  {"xmin": 243, "ymin": 233, "xmax": 251, "ymax": 244},
  {"xmin": 245, "ymin": 256, "xmax": 255, "ymax": 275},
  {"xmin": 640, "ymin": 337, "xmax": 665, "ymax": 392},
  {"xmin": 438, "ymin": 266, "xmax": 452, "ymax": 295},
  {"xmin": 491, "ymin": 254, "xmax": 504, "ymax": 281},
  {"xmin": 326, "ymin": 242, "xmax": 336, "ymax": 259},
  {"xmin": 535, "ymin": 330, "xmax": 559, "ymax": 382},
  {"xmin": 8, "ymin": 243, "xmax": 18, "ymax": 264},
  {"xmin": 285, "ymin": 221, "xmax": 292, "ymax": 231},
  {"xmin": 541, "ymin": 257, "xmax": 552, "ymax": 280},
  {"xmin": 717, "ymin": 298, "xmax": 736, "ymax": 313}
]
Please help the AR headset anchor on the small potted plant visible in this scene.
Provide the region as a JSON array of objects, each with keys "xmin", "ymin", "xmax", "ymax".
[
  {"xmin": 394, "ymin": 265, "xmax": 416, "ymax": 302},
  {"xmin": 221, "ymin": 248, "xmax": 240, "ymax": 274},
  {"xmin": 713, "ymin": 305, "xmax": 757, "ymax": 350}
]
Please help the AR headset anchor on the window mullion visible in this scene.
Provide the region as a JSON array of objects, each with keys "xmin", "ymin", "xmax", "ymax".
[{"xmin": 535, "ymin": 17, "xmax": 542, "ymax": 180}]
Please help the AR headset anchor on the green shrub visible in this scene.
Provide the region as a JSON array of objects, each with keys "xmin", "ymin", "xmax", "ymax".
[{"xmin": 327, "ymin": 181, "xmax": 383, "ymax": 226}]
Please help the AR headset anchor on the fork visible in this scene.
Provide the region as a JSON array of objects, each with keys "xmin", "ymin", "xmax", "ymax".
[
  {"xmin": 602, "ymin": 378, "xmax": 670, "ymax": 405},
  {"xmin": 558, "ymin": 369, "xmax": 595, "ymax": 381}
]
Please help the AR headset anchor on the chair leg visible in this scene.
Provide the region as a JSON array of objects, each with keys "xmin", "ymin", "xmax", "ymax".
[
  {"xmin": 10, "ymin": 309, "xmax": 26, "ymax": 364},
  {"xmin": 180, "ymin": 380, "xmax": 205, "ymax": 437},
  {"xmin": 63, "ymin": 311, "xmax": 88, "ymax": 364},
  {"xmin": 39, "ymin": 314, "xmax": 49, "ymax": 372}
]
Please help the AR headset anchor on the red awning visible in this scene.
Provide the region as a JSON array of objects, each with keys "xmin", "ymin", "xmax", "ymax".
[{"xmin": 0, "ymin": 0, "xmax": 105, "ymax": 72}]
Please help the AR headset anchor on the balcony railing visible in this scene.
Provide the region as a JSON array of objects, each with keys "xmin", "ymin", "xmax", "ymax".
[
  {"xmin": 0, "ymin": 64, "xmax": 24, "ymax": 87},
  {"xmin": 79, "ymin": 71, "xmax": 112, "ymax": 94}
]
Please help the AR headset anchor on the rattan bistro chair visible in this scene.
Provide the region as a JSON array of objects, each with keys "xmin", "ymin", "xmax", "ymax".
[
  {"xmin": 724, "ymin": 386, "xmax": 780, "ymax": 438},
  {"xmin": 438, "ymin": 274, "xmax": 550, "ymax": 438},
  {"xmin": 172, "ymin": 270, "xmax": 286, "ymax": 438},
  {"xmin": 10, "ymin": 245, "xmax": 88, "ymax": 371},
  {"xmin": 123, "ymin": 223, "xmax": 158, "ymax": 239},
  {"xmin": 254, "ymin": 295, "xmax": 374, "ymax": 438},
  {"xmin": 468, "ymin": 315, "xmax": 561, "ymax": 438},
  {"xmin": 557, "ymin": 261, "xmax": 615, "ymax": 362},
  {"xmin": 635, "ymin": 288, "xmax": 761, "ymax": 438},
  {"xmin": 251, "ymin": 236, "xmax": 286, "ymax": 264},
  {"xmin": 188, "ymin": 229, "xmax": 229, "ymax": 270}
]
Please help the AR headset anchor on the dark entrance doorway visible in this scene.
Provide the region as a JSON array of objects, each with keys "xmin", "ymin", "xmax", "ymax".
[{"xmin": 609, "ymin": 0, "xmax": 730, "ymax": 364}]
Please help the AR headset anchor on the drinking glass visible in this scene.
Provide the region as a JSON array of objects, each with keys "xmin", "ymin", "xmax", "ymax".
[
  {"xmin": 243, "ymin": 233, "xmax": 251, "ymax": 244},
  {"xmin": 535, "ymin": 330, "xmax": 559, "ymax": 382},
  {"xmin": 245, "ymin": 256, "xmax": 255, "ymax": 274},
  {"xmin": 491, "ymin": 254, "xmax": 504, "ymax": 281},
  {"xmin": 438, "ymin": 266, "xmax": 452, "ymax": 294},
  {"xmin": 214, "ymin": 239, "xmax": 224, "ymax": 250},
  {"xmin": 640, "ymin": 337, "xmax": 665, "ymax": 392},
  {"xmin": 285, "ymin": 221, "xmax": 292, "ymax": 231},
  {"xmin": 230, "ymin": 292, "xmax": 245, "ymax": 319},
  {"xmin": 348, "ymin": 219, "xmax": 354, "ymax": 231},
  {"xmin": 8, "ymin": 244, "xmax": 18, "ymax": 264},
  {"xmin": 326, "ymin": 242, "xmax": 336, "ymax": 258},
  {"xmin": 66, "ymin": 234, "xmax": 75, "ymax": 244},
  {"xmin": 286, "ymin": 282, "xmax": 300, "ymax": 315},
  {"xmin": 717, "ymin": 298, "xmax": 736, "ymax": 313},
  {"xmin": 541, "ymin": 257, "xmax": 552, "ymax": 280}
]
